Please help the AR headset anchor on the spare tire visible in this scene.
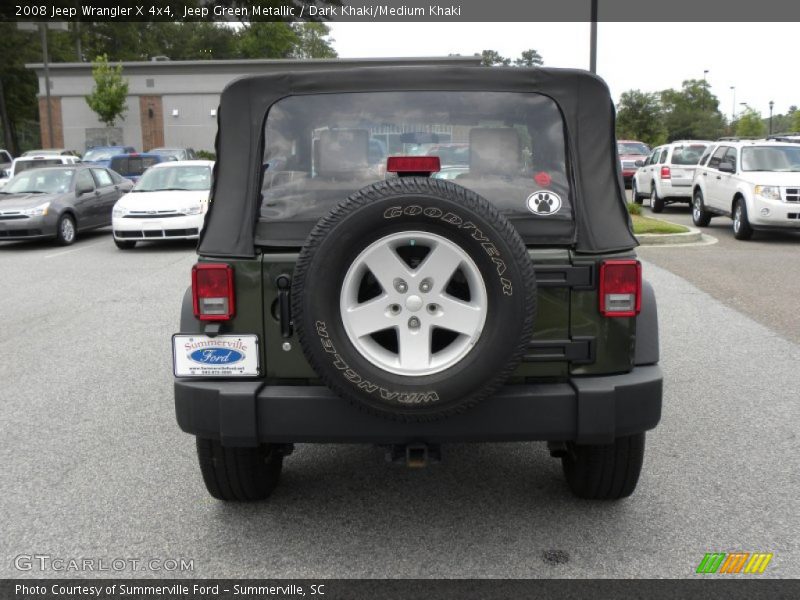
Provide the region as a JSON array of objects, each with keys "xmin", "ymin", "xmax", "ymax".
[{"xmin": 292, "ymin": 177, "xmax": 537, "ymax": 421}]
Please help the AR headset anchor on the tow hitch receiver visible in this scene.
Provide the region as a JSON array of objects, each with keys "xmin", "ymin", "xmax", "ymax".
[{"xmin": 386, "ymin": 443, "xmax": 442, "ymax": 468}]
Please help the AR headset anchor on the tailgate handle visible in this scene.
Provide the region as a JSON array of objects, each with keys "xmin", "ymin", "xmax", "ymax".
[{"xmin": 276, "ymin": 274, "xmax": 293, "ymax": 338}]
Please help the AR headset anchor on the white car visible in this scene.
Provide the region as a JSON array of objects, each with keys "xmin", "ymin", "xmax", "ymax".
[
  {"xmin": 691, "ymin": 141, "xmax": 800, "ymax": 240},
  {"xmin": 9, "ymin": 154, "xmax": 80, "ymax": 179},
  {"xmin": 111, "ymin": 160, "xmax": 213, "ymax": 249},
  {"xmin": 631, "ymin": 140, "xmax": 712, "ymax": 212}
]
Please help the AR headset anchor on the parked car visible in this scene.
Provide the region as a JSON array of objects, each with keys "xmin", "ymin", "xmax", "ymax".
[
  {"xmin": 632, "ymin": 140, "xmax": 712, "ymax": 212},
  {"xmin": 109, "ymin": 152, "xmax": 176, "ymax": 183},
  {"xmin": 0, "ymin": 165, "xmax": 132, "ymax": 245},
  {"xmin": 82, "ymin": 145, "xmax": 136, "ymax": 168},
  {"xmin": 112, "ymin": 160, "xmax": 213, "ymax": 249},
  {"xmin": 617, "ymin": 140, "xmax": 651, "ymax": 186},
  {"xmin": 21, "ymin": 148, "xmax": 81, "ymax": 158},
  {"xmin": 691, "ymin": 140, "xmax": 800, "ymax": 240},
  {"xmin": 148, "ymin": 147, "xmax": 197, "ymax": 161},
  {"xmin": 173, "ymin": 66, "xmax": 662, "ymax": 502},
  {"xmin": 9, "ymin": 154, "xmax": 80, "ymax": 178}
]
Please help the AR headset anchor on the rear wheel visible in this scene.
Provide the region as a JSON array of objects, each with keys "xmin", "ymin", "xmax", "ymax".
[
  {"xmin": 55, "ymin": 214, "xmax": 76, "ymax": 246},
  {"xmin": 114, "ymin": 239, "xmax": 137, "ymax": 250},
  {"xmin": 196, "ymin": 437, "xmax": 283, "ymax": 501},
  {"xmin": 650, "ymin": 186, "xmax": 664, "ymax": 213},
  {"xmin": 733, "ymin": 199, "xmax": 753, "ymax": 240},
  {"xmin": 692, "ymin": 190, "xmax": 711, "ymax": 227},
  {"xmin": 562, "ymin": 433, "xmax": 646, "ymax": 500}
]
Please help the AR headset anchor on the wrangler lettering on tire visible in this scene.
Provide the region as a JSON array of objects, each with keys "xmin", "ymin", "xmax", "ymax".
[{"xmin": 292, "ymin": 178, "xmax": 537, "ymax": 420}]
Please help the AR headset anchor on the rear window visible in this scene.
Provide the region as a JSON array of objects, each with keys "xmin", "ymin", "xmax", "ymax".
[
  {"xmin": 618, "ymin": 142, "xmax": 649, "ymax": 155},
  {"xmin": 671, "ymin": 144, "xmax": 709, "ymax": 165},
  {"xmin": 14, "ymin": 159, "xmax": 62, "ymax": 173},
  {"xmin": 258, "ymin": 91, "xmax": 573, "ymax": 246},
  {"xmin": 110, "ymin": 156, "xmax": 159, "ymax": 176}
]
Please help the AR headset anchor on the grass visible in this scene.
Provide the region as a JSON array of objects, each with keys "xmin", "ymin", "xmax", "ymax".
[{"xmin": 631, "ymin": 214, "xmax": 690, "ymax": 235}]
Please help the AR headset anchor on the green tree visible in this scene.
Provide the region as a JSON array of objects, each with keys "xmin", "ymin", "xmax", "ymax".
[
  {"xmin": 792, "ymin": 108, "xmax": 800, "ymax": 133},
  {"xmin": 291, "ymin": 23, "xmax": 337, "ymax": 59},
  {"xmin": 481, "ymin": 50, "xmax": 510, "ymax": 66},
  {"xmin": 236, "ymin": 22, "xmax": 298, "ymax": 59},
  {"xmin": 736, "ymin": 109, "xmax": 766, "ymax": 137},
  {"xmin": 616, "ymin": 90, "xmax": 666, "ymax": 146},
  {"xmin": 514, "ymin": 49, "xmax": 543, "ymax": 67},
  {"xmin": 660, "ymin": 79, "xmax": 725, "ymax": 140},
  {"xmin": 85, "ymin": 55, "xmax": 129, "ymax": 127}
]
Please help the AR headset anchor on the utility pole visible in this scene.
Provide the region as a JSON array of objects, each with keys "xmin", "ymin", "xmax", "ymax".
[
  {"xmin": 730, "ymin": 86, "xmax": 736, "ymax": 125},
  {"xmin": 589, "ymin": 0, "xmax": 598, "ymax": 74}
]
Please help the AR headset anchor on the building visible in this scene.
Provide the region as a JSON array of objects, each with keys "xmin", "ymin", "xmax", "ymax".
[{"xmin": 26, "ymin": 56, "xmax": 481, "ymax": 153}]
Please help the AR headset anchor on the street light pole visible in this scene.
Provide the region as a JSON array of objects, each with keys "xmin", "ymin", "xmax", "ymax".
[
  {"xmin": 40, "ymin": 23, "xmax": 54, "ymax": 149},
  {"xmin": 730, "ymin": 86, "xmax": 736, "ymax": 125},
  {"xmin": 769, "ymin": 100, "xmax": 774, "ymax": 135},
  {"xmin": 589, "ymin": 0, "xmax": 598, "ymax": 74}
]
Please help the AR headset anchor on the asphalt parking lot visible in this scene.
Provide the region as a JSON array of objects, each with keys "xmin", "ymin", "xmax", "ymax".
[
  {"xmin": 634, "ymin": 196, "xmax": 800, "ymax": 344},
  {"xmin": 1, "ymin": 228, "xmax": 799, "ymax": 579}
]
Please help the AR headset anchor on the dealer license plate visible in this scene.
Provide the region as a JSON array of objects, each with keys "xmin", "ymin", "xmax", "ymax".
[{"xmin": 172, "ymin": 334, "xmax": 260, "ymax": 377}]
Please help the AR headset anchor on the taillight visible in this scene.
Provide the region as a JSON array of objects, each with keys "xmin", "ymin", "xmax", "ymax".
[
  {"xmin": 599, "ymin": 260, "xmax": 641, "ymax": 317},
  {"xmin": 660, "ymin": 166, "xmax": 671, "ymax": 179},
  {"xmin": 386, "ymin": 156, "xmax": 441, "ymax": 174},
  {"xmin": 192, "ymin": 263, "xmax": 234, "ymax": 321}
]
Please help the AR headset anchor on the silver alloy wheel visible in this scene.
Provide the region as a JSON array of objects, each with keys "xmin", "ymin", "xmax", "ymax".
[
  {"xmin": 340, "ymin": 231, "xmax": 488, "ymax": 376},
  {"xmin": 693, "ymin": 196, "xmax": 701, "ymax": 221},
  {"xmin": 61, "ymin": 217, "xmax": 75, "ymax": 242},
  {"xmin": 734, "ymin": 205, "xmax": 742, "ymax": 233}
]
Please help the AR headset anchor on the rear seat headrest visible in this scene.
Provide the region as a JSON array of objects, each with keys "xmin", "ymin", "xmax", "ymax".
[
  {"xmin": 315, "ymin": 129, "xmax": 370, "ymax": 177},
  {"xmin": 469, "ymin": 128, "xmax": 521, "ymax": 176}
]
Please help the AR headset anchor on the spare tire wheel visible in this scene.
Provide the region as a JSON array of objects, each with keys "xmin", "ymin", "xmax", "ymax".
[{"xmin": 292, "ymin": 178, "xmax": 537, "ymax": 420}]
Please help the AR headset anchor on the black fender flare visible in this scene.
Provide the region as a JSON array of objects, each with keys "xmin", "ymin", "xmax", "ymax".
[{"xmin": 634, "ymin": 280, "xmax": 659, "ymax": 366}]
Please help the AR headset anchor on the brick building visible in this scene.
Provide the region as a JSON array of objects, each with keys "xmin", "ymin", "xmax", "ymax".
[{"xmin": 26, "ymin": 56, "xmax": 480, "ymax": 153}]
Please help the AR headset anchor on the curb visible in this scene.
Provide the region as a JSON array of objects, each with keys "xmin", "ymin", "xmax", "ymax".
[{"xmin": 635, "ymin": 221, "xmax": 704, "ymax": 246}]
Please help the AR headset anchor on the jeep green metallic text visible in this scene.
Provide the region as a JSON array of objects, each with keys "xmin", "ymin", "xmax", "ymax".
[{"xmin": 173, "ymin": 66, "xmax": 662, "ymax": 501}]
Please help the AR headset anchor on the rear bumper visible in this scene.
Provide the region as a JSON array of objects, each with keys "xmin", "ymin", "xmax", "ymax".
[{"xmin": 175, "ymin": 365, "xmax": 662, "ymax": 446}]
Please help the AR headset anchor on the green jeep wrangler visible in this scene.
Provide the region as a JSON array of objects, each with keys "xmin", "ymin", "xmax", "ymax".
[{"xmin": 173, "ymin": 66, "xmax": 662, "ymax": 502}]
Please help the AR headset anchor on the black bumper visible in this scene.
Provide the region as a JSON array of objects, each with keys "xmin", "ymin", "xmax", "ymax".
[{"xmin": 175, "ymin": 366, "xmax": 662, "ymax": 447}]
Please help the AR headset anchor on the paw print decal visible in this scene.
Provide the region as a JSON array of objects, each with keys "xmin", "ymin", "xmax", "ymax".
[{"xmin": 526, "ymin": 191, "xmax": 562, "ymax": 216}]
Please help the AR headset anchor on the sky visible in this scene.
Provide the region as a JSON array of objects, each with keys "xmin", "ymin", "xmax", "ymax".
[{"xmin": 327, "ymin": 22, "xmax": 799, "ymax": 123}]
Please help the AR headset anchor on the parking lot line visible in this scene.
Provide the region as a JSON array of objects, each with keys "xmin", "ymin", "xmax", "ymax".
[{"xmin": 44, "ymin": 239, "xmax": 108, "ymax": 259}]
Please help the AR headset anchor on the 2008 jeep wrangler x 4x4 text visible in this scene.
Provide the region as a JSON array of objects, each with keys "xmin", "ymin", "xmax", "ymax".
[{"xmin": 173, "ymin": 66, "xmax": 662, "ymax": 501}]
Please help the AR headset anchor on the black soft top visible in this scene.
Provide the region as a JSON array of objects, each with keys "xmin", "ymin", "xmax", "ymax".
[{"xmin": 199, "ymin": 66, "xmax": 636, "ymax": 257}]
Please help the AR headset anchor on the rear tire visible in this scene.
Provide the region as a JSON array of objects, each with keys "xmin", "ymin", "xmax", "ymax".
[
  {"xmin": 692, "ymin": 190, "xmax": 711, "ymax": 227},
  {"xmin": 733, "ymin": 198, "xmax": 754, "ymax": 240},
  {"xmin": 196, "ymin": 437, "xmax": 283, "ymax": 501},
  {"xmin": 562, "ymin": 433, "xmax": 645, "ymax": 500},
  {"xmin": 650, "ymin": 187, "xmax": 664, "ymax": 213},
  {"xmin": 114, "ymin": 239, "xmax": 137, "ymax": 250}
]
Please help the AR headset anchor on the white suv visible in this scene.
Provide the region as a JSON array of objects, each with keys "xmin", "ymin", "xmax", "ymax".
[
  {"xmin": 632, "ymin": 141, "xmax": 712, "ymax": 212},
  {"xmin": 691, "ymin": 141, "xmax": 800, "ymax": 240}
]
